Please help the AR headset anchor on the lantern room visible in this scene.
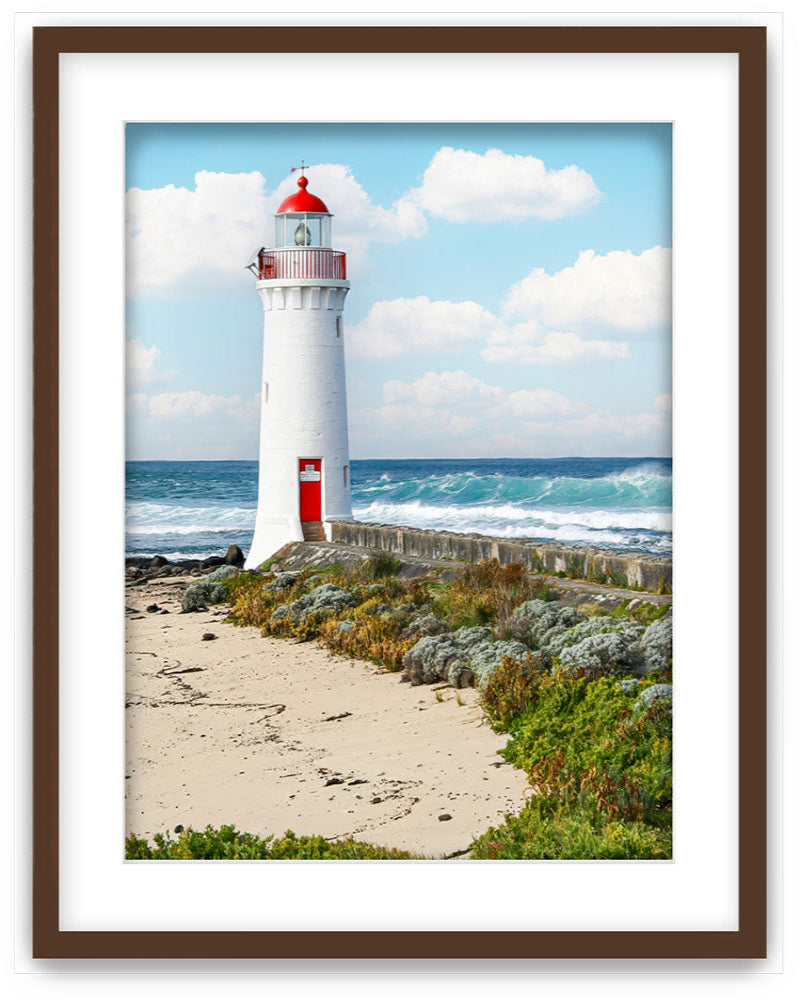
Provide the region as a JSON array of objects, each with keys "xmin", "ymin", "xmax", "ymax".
[
  {"xmin": 274, "ymin": 174, "xmax": 332, "ymax": 248},
  {"xmin": 246, "ymin": 171, "xmax": 347, "ymax": 282}
]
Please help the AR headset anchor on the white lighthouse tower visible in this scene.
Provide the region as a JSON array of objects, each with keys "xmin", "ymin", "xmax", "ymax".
[{"xmin": 245, "ymin": 170, "xmax": 353, "ymax": 569}]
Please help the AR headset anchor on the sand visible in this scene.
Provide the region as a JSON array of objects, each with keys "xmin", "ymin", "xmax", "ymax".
[{"xmin": 125, "ymin": 574, "xmax": 531, "ymax": 858}]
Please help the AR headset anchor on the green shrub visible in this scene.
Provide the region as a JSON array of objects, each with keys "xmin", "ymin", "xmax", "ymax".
[
  {"xmin": 469, "ymin": 798, "xmax": 671, "ymax": 860},
  {"xmin": 433, "ymin": 560, "xmax": 554, "ymax": 629},
  {"xmin": 126, "ymin": 824, "xmax": 417, "ymax": 860},
  {"xmin": 480, "ymin": 654, "xmax": 546, "ymax": 730},
  {"xmin": 363, "ymin": 550, "xmax": 400, "ymax": 580}
]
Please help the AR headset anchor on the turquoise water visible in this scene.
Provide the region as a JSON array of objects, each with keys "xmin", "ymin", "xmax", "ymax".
[{"xmin": 125, "ymin": 457, "xmax": 672, "ymax": 560}]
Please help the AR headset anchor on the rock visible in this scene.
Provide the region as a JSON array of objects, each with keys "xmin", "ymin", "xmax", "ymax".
[
  {"xmin": 224, "ymin": 544, "xmax": 245, "ymax": 567},
  {"xmin": 619, "ymin": 679, "xmax": 641, "ymax": 693},
  {"xmin": 634, "ymin": 683, "xmax": 673, "ymax": 714},
  {"xmin": 180, "ymin": 574, "xmax": 230, "ymax": 613},
  {"xmin": 149, "ymin": 555, "xmax": 168, "ymax": 568},
  {"xmin": 207, "ymin": 564, "xmax": 239, "ymax": 584},
  {"xmin": 160, "ymin": 609, "xmax": 170, "ymax": 615},
  {"xmin": 324, "ymin": 777, "xmax": 344, "ymax": 786},
  {"xmin": 402, "ymin": 626, "xmax": 530, "ymax": 689},
  {"xmin": 202, "ymin": 632, "xmax": 216, "ymax": 641},
  {"xmin": 336, "ymin": 621, "xmax": 355, "ymax": 634},
  {"xmin": 438, "ymin": 814, "xmax": 452, "ymax": 822},
  {"xmin": 266, "ymin": 571, "xmax": 298, "ymax": 592},
  {"xmin": 146, "ymin": 603, "xmax": 161, "ymax": 613},
  {"xmin": 202, "ymin": 556, "xmax": 226, "ymax": 568}
]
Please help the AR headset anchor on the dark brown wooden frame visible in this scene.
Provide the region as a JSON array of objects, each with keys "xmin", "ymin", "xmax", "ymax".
[{"xmin": 32, "ymin": 25, "xmax": 767, "ymax": 960}]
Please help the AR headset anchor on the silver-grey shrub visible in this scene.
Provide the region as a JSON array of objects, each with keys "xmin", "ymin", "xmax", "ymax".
[
  {"xmin": 270, "ymin": 583, "xmax": 357, "ymax": 624},
  {"xmin": 402, "ymin": 626, "xmax": 530, "ymax": 689},
  {"xmin": 501, "ymin": 600, "xmax": 586, "ymax": 654},
  {"xmin": 641, "ymin": 618, "xmax": 673, "ymax": 673},
  {"xmin": 544, "ymin": 617, "xmax": 644, "ymax": 661},
  {"xmin": 558, "ymin": 628, "xmax": 647, "ymax": 679},
  {"xmin": 634, "ymin": 683, "xmax": 673, "ymax": 714}
]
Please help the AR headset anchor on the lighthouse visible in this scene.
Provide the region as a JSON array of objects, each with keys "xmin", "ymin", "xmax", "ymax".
[{"xmin": 245, "ymin": 170, "xmax": 353, "ymax": 569}]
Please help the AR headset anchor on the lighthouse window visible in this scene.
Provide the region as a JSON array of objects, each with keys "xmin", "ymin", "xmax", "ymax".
[
  {"xmin": 336, "ymin": 316, "xmax": 342, "ymax": 338},
  {"xmin": 263, "ymin": 382, "xmax": 269, "ymax": 404},
  {"xmin": 343, "ymin": 465, "xmax": 349, "ymax": 488}
]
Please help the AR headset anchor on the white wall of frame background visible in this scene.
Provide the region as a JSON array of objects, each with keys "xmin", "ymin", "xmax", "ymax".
[{"xmin": 4, "ymin": 2, "xmax": 796, "ymax": 997}]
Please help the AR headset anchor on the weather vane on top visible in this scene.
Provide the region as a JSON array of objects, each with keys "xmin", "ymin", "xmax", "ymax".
[{"xmin": 290, "ymin": 161, "xmax": 308, "ymax": 177}]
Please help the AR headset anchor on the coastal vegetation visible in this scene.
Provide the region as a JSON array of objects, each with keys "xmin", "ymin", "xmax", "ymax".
[
  {"xmin": 126, "ymin": 555, "xmax": 672, "ymax": 861},
  {"xmin": 126, "ymin": 824, "xmax": 417, "ymax": 860}
]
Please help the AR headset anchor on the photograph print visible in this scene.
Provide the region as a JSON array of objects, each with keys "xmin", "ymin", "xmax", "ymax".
[{"xmin": 123, "ymin": 123, "xmax": 673, "ymax": 862}]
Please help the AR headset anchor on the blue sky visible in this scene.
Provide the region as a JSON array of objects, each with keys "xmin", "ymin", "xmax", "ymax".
[{"xmin": 125, "ymin": 123, "xmax": 672, "ymax": 460}]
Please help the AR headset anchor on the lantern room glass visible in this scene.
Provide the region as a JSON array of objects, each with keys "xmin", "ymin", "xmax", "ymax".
[{"xmin": 274, "ymin": 213, "xmax": 332, "ymax": 249}]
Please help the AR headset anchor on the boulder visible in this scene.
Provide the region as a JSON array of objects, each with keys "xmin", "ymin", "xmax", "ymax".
[
  {"xmin": 224, "ymin": 544, "xmax": 245, "ymax": 566},
  {"xmin": 180, "ymin": 567, "xmax": 236, "ymax": 613},
  {"xmin": 149, "ymin": 555, "xmax": 169, "ymax": 568},
  {"xmin": 206, "ymin": 564, "xmax": 239, "ymax": 584}
]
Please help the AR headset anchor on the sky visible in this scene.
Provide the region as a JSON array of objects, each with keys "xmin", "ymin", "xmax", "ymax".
[{"xmin": 124, "ymin": 123, "xmax": 672, "ymax": 461}]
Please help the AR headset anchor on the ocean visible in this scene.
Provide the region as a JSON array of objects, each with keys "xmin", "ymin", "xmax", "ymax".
[{"xmin": 125, "ymin": 457, "xmax": 672, "ymax": 561}]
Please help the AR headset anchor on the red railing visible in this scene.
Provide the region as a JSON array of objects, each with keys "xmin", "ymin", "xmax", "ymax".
[{"xmin": 257, "ymin": 248, "xmax": 347, "ymax": 281}]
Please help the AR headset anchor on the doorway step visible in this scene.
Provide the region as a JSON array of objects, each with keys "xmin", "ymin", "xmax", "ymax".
[{"xmin": 301, "ymin": 521, "xmax": 326, "ymax": 542}]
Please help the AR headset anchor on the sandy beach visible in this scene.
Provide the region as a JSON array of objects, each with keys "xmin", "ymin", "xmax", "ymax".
[{"xmin": 125, "ymin": 573, "xmax": 531, "ymax": 857}]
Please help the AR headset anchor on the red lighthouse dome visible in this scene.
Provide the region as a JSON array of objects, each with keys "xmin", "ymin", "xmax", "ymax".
[{"xmin": 276, "ymin": 174, "xmax": 331, "ymax": 215}]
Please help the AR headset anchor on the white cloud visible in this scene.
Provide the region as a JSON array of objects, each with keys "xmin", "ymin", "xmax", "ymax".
[
  {"xmin": 347, "ymin": 297, "xmax": 502, "ymax": 358},
  {"xmin": 348, "ymin": 369, "xmax": 671, "ymax": 458},
  {"xmin": 481, "ymin": 321, "xmax": 629, "ymax": 365},
  {"xmin": 524, "ymin": 409, "xmax": 670, "ymax": 441},
  {"xmin": 125, "ymin": 392, "xmax": 147, "ymax": 415},
  {"xmin": 410, "ymin": 147, "xmax": 601, "ymax": 223},
  {"xmin": 126, "ymin": 339, "xmax": 162, "ymax": 383},
  {"xmin": 127, "ymin": 390, "xmax": 260, "ymax": 459},
  {"xmin": 147, "ymin": 390, "xmax": 258, "ymax": 423},
  {"xmin": 503, "ymin": 245, "xmax": 672, "ymax": 332},
  {"xmin": 493, "ymin": 388, "xmax": 588, "ymax": 420},
  {"xmin": 126, "ymin": 165, "xmax": 426, "ymax": 297},
  {"xmin": 384, "ymin": 370, "xmax": 504, "ymax": 407},
  {"xmin": 347, "ymin": 296, "xmax": 627, "ymax": 365},
  {"xmin": 655, "ymin": 393, "xmax": 672, "ymax": 411},
  {"xmin": 349, "ymin": 402, "xmax": 483, "ymax": 450}
]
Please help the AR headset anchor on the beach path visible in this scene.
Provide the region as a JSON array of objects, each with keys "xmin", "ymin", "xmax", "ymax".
[{"xmin": 125, "ymin": 575, "xmax": 530, "ymax": 857}]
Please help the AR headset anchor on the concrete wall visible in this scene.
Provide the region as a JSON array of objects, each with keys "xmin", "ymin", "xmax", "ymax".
[{"xmin": 329, "ymin": 520, "xmax": 672, "ymax": 592}]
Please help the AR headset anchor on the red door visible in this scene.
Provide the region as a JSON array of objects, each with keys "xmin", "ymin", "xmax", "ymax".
[{"xmin": 299, "ymin": 459, "xmax": 322, "ymax": 520}]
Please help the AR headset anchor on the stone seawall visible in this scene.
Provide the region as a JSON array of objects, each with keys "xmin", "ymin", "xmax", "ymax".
[{"xmin": 329, "ymin": 521, "xmax": 672, "ymax": 592}]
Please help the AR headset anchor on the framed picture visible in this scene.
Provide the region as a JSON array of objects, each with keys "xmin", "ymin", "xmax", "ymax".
[{"xmin": 32, "ymin": 24, "xmax": 766, "ymax": 959}]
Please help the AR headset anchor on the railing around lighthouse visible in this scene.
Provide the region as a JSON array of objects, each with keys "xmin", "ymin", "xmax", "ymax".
[{"xmin": 257, "ymin": 248, "xmax": 347, "ymax": 281}]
